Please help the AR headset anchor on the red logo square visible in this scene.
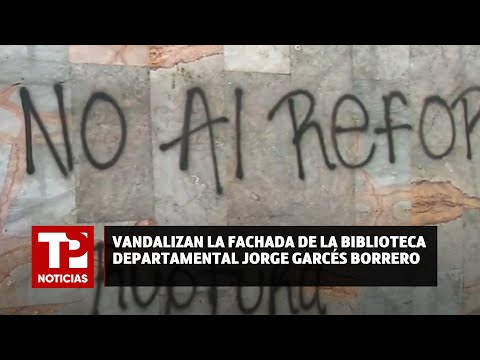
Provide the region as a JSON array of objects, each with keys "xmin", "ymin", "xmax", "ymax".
[{"xmin": 31, "ymin": 226, "xmax": 95, "ymax": 288}]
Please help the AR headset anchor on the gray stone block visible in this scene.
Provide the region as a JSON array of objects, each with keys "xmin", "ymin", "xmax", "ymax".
[
  {"xmin": 0, "ymin": 46, "xmax": 69, "ymax": 85},
  {"xmin": 382, "ymin": 287, "xmax": 414, "ymax": 315},
  {"xmin": 359, "ymin": 287, "xmax": 386, "ymax": 314},
  {"xmin": 224, "ymin": 71, "xmax": 355, "ymax": 225},
  {"xmin": 457, "ymin": 210, "xmax": 480, "ymax": 314},
  {"xmin": 436, "ymin": 270, "xmax": 463, "ymax": 315},
  {"xmin": 224, "ymin": 46, "xmax": 290, "ymax": 74},
  {"xmin": 462, "ymin": 210, "xmax": 480, "ymax": 287},
  {"xmin": 360, "ymin": 287, "xmax": 414, "ymax": 315},
  {"xmin": 461, "ymin": 45, "xmax": 480, "ymax": 83},
  {"xmin": 0, "ymin": 46, "xmax": 68, "ymax": 64},
  {"xmin": 288, "ymin": 79, "xmax": 354, "ymax": 208},
  {"xmin": 351, "ymin": 80, "xmax": 412, "ymax": 225},
  {"xmin": 412, "ymin": 270, "xmax": 463, "ymax": 314},
  {"xmin": 0, "ymin": 262, "xmax": 90, "ymax": 309},
  {"xmin": 0, "ymin": 46, "xmax": 28, "ymax": 62},
  {"xmin": 0, "ymin": 60, "xmax": 70, "ymax": 85},
  {"xmin": 150, "ymin": 56, "xmax": 228, "ymax": 225},
  {"xmin": 410, "ymin": 45, "xmax": 462, "ymax": 86},
  {"xmin": 28, "ymin": 45, "xmax": 69, "ymax": 63},
  {"xmin": 452, "ymin": 47, "xmax": 480, "ymax": 197},
  {"xmin": 411, "ymin": 286, "xmax": 435, "ymax": 315},
  {"xmin": 353, "ymin": 80, "xmax": 412, "ymax": 187},
  {"xmin": 71, "ymin": 64, "xmax": 154, "ymax": 223},
  {"xmin": 353, "ymin": 45, "xmax": 409, "ymax": 81},
  {"xmin": 409, "ymin": 47, "xmax": 471, "ymax": 200},
  {"xmin": 291, "ymin": 45, "xmax": 352, "ymax": 91},
  {"xmin": 435, "ymin": 218, "xmax": 464, "ymax": 273},
  {"xmin": 4, "ymin": 145, "xmax": 76, "ymax": 237}
]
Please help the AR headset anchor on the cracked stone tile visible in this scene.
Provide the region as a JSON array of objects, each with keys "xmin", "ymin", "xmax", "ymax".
[{"xmin": 149, "ymin": 45, "xmax": 223, "ymax": 69}]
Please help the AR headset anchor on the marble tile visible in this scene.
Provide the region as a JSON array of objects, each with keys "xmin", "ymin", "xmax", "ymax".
[{"xmin": 69, "ymin": 45, "xmax": 149, "ymax": 66}]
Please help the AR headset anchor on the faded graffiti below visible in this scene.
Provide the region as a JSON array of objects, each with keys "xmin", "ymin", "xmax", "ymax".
[{"xmin": 91, "ymin": 243, "xmax": 328, "ymax": 315}]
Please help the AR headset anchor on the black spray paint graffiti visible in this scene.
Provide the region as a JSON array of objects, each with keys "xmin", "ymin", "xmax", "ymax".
[
  {"xmin": 81, "ymin": 92, "xmax": 127, "ymax": 169},
  {"xmin": 20, "ymin": 85, "xmax": 73, "ymax": 176},
  {"xmin": 91, "ymin": 243, "xmax": 327, "ymax": 315},
  {"xmin": 159, "ymin": 86, "xmax": 480, "ymax": 193},
  {"xmin": 19, "ymin": 85, "xmax": 127, "ymax": 175},
  {"xmin": 19, "ymin": 84, "xmax": 480, "ymax": 194}
]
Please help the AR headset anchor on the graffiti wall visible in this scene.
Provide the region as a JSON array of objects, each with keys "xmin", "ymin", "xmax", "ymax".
[{"xmin": 0, "ymin": 45, "xmax": 478, "ymax": 314}]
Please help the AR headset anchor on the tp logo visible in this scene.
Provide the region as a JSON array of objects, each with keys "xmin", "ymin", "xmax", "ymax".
[{"xmin": 31, "ymin": 226, "xmax": 95, "ymax": 288}]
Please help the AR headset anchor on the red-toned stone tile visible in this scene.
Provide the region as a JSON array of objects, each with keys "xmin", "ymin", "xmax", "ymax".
[
  {"xmin": 69, "ymin": 45, "xmax": 149, "ymax": 66},
  {"xmin": 149, "ymin": 45, "xmax": 223, "ymax": 69}
]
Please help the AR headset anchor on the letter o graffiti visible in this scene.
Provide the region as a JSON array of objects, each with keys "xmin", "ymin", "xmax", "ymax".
[
  {"xmin": 81, "ymin": 92, "xmax": 127, "ymax": 169},
  {"xmin": 419, "ymin": 96, "xmax": 456, "ymax": 159}
]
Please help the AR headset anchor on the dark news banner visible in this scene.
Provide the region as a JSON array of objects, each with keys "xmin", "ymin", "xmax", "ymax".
[{"xmin": 103, "ymin": 226, "xmax": 437, "ymax": 287}]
